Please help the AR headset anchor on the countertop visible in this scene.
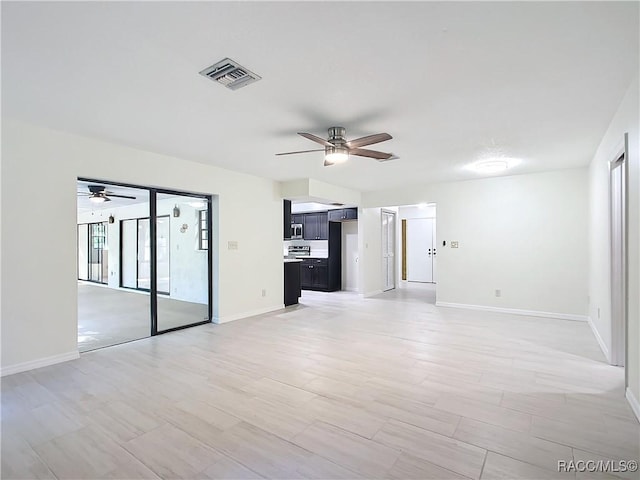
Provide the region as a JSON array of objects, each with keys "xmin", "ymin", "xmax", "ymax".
[{"xmin": 283, "ymin": 258, "xmax": 303, "ymax": 263}]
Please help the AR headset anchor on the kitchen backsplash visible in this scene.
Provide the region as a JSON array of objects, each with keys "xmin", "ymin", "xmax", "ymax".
[{"xmin": 283, "ymin": 240, "xmax": 329, "ymax": 258}]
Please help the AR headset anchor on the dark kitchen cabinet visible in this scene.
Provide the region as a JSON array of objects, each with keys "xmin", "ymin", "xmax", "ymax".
[
  {"xmin": 299, "ymin": 222, "xmax": 341, "ymax": 292},
  {"xmin": 284, "ymin": 261, "xmax": 301, "ymax": 306},
  {"xmin": 283, "ymin": 200, "xmax": 292, "ymax": 239},
  {"xmin": 328, "ymin": 208, "xmax": 358, "ymax": 222},
  {"xmin": 300, "ymin": 261, "xmax": 313, "ymax": 288},
  {"xmin": 291, "ymin": 214, "xmax": 304, "ymax": 225},
  {"xmin": 300, "ymin": 258, "xmax": 329, "ymax": 290},
  {"xmin": 303, "ymin": 212, "xmax": 328, "ymax": 240}
]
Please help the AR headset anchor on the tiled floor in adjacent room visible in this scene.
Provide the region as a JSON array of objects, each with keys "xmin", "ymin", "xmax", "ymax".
[{"xmin": 2, "ymin": 284, "xmax": 638, "ymax": 479}]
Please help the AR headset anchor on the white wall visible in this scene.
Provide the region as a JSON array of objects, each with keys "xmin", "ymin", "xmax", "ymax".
[
  {"xmin": 587, "ymin": 74, "xmax": 640, "ymax": 408},
  {"xmin": 1, "ymin": 119, "xmax": 284, "ymax": 373},
  {"xmin": 341, "ymin": 221, "xmax": 359, "ymax": 292},
  {"xmin": 358, "ymin": 207, "xmax": 383, "ymax": 296},
  {"xmin": 361, "ymin": 168, "xmax": 589, "ymax": 318},
  {"xmin": 398, "ymin": 205, "xmax": 437, "ymax": 220}
]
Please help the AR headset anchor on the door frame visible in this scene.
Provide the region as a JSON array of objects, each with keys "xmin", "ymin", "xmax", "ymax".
[{"xmin": 609, "ymin": 133, "xmax": 628, "ymax": 370}]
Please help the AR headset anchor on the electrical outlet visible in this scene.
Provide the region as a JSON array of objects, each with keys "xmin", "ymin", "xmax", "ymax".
[
  {"xmin": 228, "ymin": 240, "xmax": 238, "ymax": 250},
  {"xmin": 495, "ymin": 289, "xmax": 501, "ymax": 297},
  {"xmin": 598, "ymin": 307, "xmax": 600, "ymax": 319},
  {"xmin": 451, "ymin": 241, "xmax": 459, "ymax": 248},
  {"xmin": 261, "ymin": 289, "xmax": 266, "ymax": 297}
]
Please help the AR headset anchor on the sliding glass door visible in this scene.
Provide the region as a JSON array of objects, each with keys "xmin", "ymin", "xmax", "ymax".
[
  {"xmin": 155, "ymin": 193, "xmax": 210, "ymax": 332},
  {"xmin": 78, "ymin": 177, "xmax": 213, "ymax": 351}
]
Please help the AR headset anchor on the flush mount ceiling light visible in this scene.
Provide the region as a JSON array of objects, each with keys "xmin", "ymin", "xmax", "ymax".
[{"xmin": 469, "ymin": 158, "xmax": 520, "ymax": 174}]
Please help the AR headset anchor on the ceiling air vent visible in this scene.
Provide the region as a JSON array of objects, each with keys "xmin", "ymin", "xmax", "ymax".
[{"xmin": 199, "ymin": 58, "xmax": 261, "ymax": 91}]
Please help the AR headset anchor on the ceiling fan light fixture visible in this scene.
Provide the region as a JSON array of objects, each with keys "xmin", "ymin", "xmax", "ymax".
[
  {"xmin": 325, "ymin": 146, "xmax": 349, "ymax": 164},
  {"xmin": 89, "ymin": 195, "xmax": 107, "ymax": 203}
]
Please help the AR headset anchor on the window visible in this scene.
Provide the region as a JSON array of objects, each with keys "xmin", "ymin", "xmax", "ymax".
[{"xmin": 199, "ymin": 209, "xmax": 208, "ymax": 250}]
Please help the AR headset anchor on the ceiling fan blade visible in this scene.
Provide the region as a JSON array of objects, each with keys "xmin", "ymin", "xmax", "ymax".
[
  {"xmin": 323, "ymin": 159, "xmax": 335, "ymax": 167},
  {"xmin": 375, "ymin": 155, "xmax": 399, "ymax": 163},
  {"xmin": 275, "ymin": 149, "xmax": 325, "ymax": 156},
  {"xmin": 298, "ymin": 132, "xmax": 333, "ymax": 147},
  {"xmin": 348, "ymin": 148, "xmax": 393, "ymax": 160},
  {"xmin": 345, "ymin": 133, "xmax": 392, "ymax": 149},
  {"xmin": 107, "ymin": 194, "xmax": 137, "ymax": 200}
]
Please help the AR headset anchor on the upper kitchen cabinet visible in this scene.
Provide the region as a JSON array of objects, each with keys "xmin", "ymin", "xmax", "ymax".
[
  {"xmin": 303, "ymin": 212, "xmax": 328, "ymax": 240},
  {"xmin": 291, "ymin": 214, "xmax": 304, "ymax": 225},
  {"xmin": 328, "ymin": 208, "xmax": 358, "ymax": 222}
]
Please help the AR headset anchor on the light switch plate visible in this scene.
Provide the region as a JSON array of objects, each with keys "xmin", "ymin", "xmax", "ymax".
[
  {"xmin": 451, "ymin": 241, "xmax": 459, "ymax": 248},
  {"xmin": 228, "ymin": 240, "xmax": 238, "ymax": 250}
]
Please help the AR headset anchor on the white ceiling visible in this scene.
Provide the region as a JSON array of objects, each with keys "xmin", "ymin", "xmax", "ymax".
[{"xmin": 3, "ymin": 2, "xmax": 638, "ymax": 192}]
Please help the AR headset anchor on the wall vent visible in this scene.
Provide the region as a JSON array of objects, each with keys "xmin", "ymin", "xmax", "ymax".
[{"xmin": 199, "ymin": 58, "xmax": 261, "ymax": 91}]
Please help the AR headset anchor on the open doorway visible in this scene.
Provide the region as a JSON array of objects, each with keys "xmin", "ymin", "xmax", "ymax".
[
  {"xmin": 400, "ymin": 204, "xmax": 437, "ymax": 304},
  {"xmin": 77, "ymin": 179, "xmax": 213, "ymax": 352}
]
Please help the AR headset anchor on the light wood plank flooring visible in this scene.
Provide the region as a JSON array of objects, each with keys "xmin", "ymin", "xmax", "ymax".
[{"xmin": 2, "ymin": 284, "xmax": 638, "ymax": 479}]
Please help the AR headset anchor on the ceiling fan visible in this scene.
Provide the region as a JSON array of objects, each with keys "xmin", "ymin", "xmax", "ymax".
[
  {"xmin": 77, "ymin": 185, "xmax": 137, "ymax": 204},
  {"xmin": 276, "ymin": 127, "xmax": 396, "ymax": 166}
]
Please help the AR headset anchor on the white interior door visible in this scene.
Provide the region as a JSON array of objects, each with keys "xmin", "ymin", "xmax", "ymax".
[
  {"xmin": 407, "ymin": 218, "xmax": 433, "ymax": 282},
  {"xmin": 382, "ymin": 211, "xmax": 396, "ymax": 291},
  {"xmin": 342, "ymin": 221, "xmax": 359, "ymax": 292},
  {"xmin": 432, "ymin": 220, "xmax": 437, "ymax": 283},
  {"xmin": 406, "ymin": 218, "xmax": 436, "ymax": 283}
]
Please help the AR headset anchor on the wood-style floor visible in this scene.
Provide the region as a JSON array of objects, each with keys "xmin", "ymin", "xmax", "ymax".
[{"xmin": 2, "ymin": 284, "xmax": 638, "ymax": 479}]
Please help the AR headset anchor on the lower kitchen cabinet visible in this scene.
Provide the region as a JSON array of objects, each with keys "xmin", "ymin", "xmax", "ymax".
[
  {"xmin": 298, "ymin": 222, "xmax": 342, "ymax": 293},
  {"xmin": 300, "ymin": 258, "xmax": 329, "ymax": 290},
  {"xmin": 284, "ymin": 261, "xmax": 301, "ymax": 306}
]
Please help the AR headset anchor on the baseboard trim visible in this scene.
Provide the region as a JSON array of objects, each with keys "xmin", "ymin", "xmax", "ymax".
[
  {"xmin": 434, "ymin": 302, "xmax": 588, "ymax": 322},
  {"xmin": 587, "ymin": 316, "xmax": 611, "ymax": 362},
  {"xmin": 1, "ymin": 350, "xmax": 80, "ymax": 377},
  {"xmin": 362, "ymin": 289, "xmax": 383, "ymax": 298},
  {"xmin": 625, "ymin": 388, "xmax": 640, "ymax": 423},
  {"xmin": 214, "ymin": 304, "xmax": 284, "ymax": 324}
]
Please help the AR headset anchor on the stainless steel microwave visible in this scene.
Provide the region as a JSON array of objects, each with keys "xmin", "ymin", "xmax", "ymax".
[{"xmin": 291, "ymin": 223, "xmax": 303, "ymax": 239}]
